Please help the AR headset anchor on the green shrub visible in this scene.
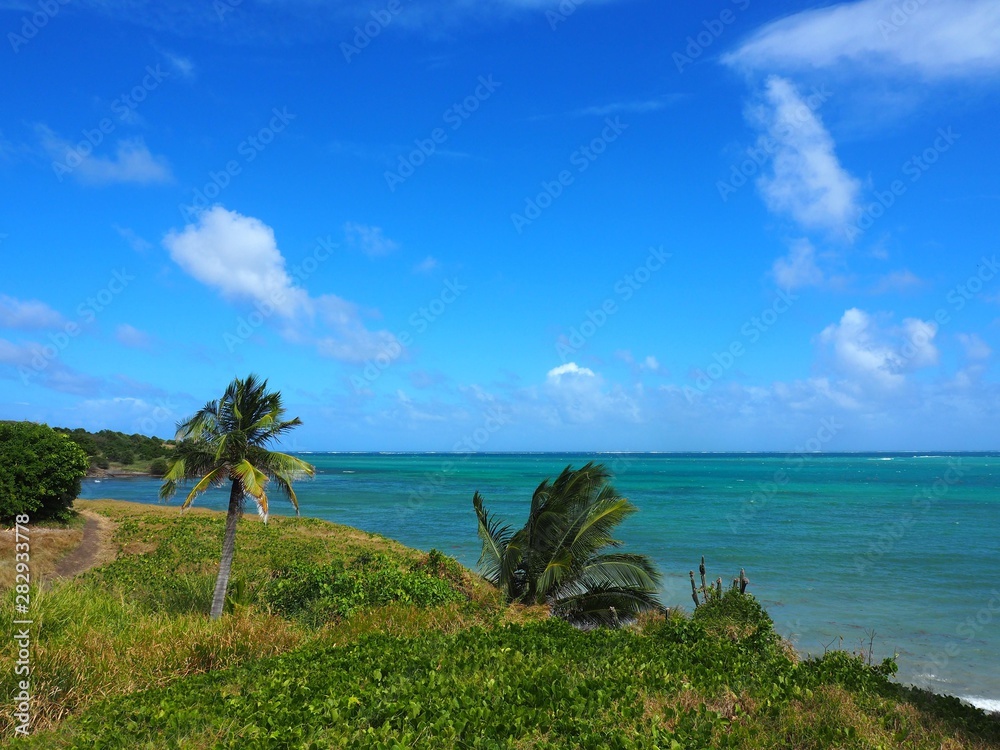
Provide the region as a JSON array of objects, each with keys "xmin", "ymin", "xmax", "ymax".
[
  {"xmin": 262, "ymin": 561, "xmax": 463, "ymax": 626},
  {"xmin": 692, "ymin": 589, "xmax": 774, "ymax": 640},
  {"xmin": 148, "ymin": 458, "xmax": 169, "ymax": 477},
  {"xmin": 0, "ymin": 421, "xmax": 88, "ymax": 524}
]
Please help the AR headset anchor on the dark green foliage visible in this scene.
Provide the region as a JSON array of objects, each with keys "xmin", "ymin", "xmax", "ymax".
[
  {"xmin": 148, "ymin": 458, "xmax": 169, "ymax": 477},
  {"xmin": 21, "ymin": 613, "xmax": 997, "ymax": 750},
  {"xmin": 54, "ymin": 427, "xmax": 171, "ymax": 469},
  {"xmin": 0, "ymin": 421, "xmax": 88, "ymax": 523},
  {"xmin": 692, "ymin": 590, "xmax": 774, "ymax": 641},
  {"xmin": 262, "ymin": 560, "xmax": 464, "ymax": 627},
  {"xmin": 474, "ymin": 462, "xmax": 663, "ymax": 628}
]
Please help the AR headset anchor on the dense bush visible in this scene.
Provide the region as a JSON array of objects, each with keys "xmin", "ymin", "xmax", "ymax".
[
  {"xmin": 148, "ymin": 458, "xmax": 169, "ymax": 477},
  {"xmin": 692, "ymin": 589, "xmax": 774, "ymax": 640},
  {"xmin": 0, "ymin": 421, "xmax": 88, "ymax": 523},
  {"xmin": 262, "ymin": 558, "xmax": 464, "ymax": 627}
]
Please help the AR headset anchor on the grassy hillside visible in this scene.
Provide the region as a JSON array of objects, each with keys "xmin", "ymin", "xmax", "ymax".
[
  {"xmin": 4, "ymin": 501, "xmax": 998, "ymax": 748},
  {"xmin": 52, "ymin": 428, "xmax": 173, "ymax": 475}
]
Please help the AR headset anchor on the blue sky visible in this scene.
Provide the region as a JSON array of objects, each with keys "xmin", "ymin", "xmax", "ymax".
[{"xmin": 2, "ymin": 0, "xmax": 1000, "ymax": 451}]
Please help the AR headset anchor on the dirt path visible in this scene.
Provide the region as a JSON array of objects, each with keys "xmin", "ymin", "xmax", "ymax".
[{"xmin": 49, "ymin": 511, "xmax": 115, "ymax": 580}]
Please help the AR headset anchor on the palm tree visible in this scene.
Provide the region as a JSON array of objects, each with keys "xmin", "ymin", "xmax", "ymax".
[
  {"xmin": 473, "ymin": 462, "xmax": 662, "ymax": 629},
  {"xmin": 160, "ymin": 374, "xmax": 315, "ymax": 619}
]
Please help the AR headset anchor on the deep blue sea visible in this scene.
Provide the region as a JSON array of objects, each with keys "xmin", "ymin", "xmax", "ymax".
[{"xmin": 80, "ymin": 452, "xmax": 1000, "ymax": 712}]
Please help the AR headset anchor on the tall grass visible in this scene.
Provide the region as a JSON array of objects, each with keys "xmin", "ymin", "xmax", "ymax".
[{"xmin": 0, "ymin": 582, "xmax": 305, "ymax": 734}]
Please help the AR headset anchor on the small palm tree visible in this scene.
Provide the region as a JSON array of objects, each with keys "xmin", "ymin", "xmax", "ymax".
[
  {"xmin": 160, "ymin": 374, "xmax": 314, "ymax": 619},
  {"xmin": 473, "ymin": 462, "xmax": 662, "ymax": 628}
]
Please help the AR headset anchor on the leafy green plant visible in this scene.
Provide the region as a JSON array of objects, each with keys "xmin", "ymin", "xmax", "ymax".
[
  {"xmin": 148, "ymin": 457, "xmax": 169, "ymax": 477},
  {"xmin": 0, "ymin": 421, "xmax": 88, "ymax": 523},
  {"xmin": 473, "ymin": 462, "xmax": 663, "ymax": 628},
  {"xmin": 262, "ymin": 561, "xmax": 463, "ymax": 626}
]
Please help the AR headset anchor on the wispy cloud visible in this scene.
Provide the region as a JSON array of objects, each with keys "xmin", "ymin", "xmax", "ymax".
[
  {"xmin": 115, "ymin": 324, "xmax": 153, "ymax": 349},
  {"xmin": 37, "ymin": 125, "xmax": 173, "ymax": 185},
  {"xmin": 772, "ymin": 239, "xmax": 824, "ymax": 289},
  {"xmin": 344, "ymin": 222, "xmax": 400, "ymax": 258},
  {"xmin": 749, "ymin": 77, "xmax": 861, "ymax": 235},
  {"xmin": 58, "ymin": 0, "xmax": 630, "ymax": 41},
  {"xmin": 723, "ymin": 0, "xmax": 1000, "ymax": 79},
  {"xmin": 114, "ymin": 224, "xmax": 153, "ymax": 253},
  {"xmin": 0, "ymin": 295, "xmax": 65, "ymax": 330},
  {"xmin": 571, "ymin": 95, "xmax": 681, "ymax": 118}
]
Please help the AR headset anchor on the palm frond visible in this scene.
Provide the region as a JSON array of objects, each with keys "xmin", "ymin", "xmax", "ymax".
[
  {"xmin": 181, "ymin": 465, "xmax": 228, "ymax": 510},
  {"xmin": 473, "ymin": 491, "xmax": 515, "ymax": 588},
  {"xmin": 552, "ymin": 584, "xmax": 664, "ymax": 629},
  {"xmin": 574, "ymin": 553, "xmax": 662, "ymax": 593}
]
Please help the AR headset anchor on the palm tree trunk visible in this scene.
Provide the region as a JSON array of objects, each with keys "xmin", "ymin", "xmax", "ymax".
[{"xmin": 209, "ymin": 481, "xmax": 242, "ymax": 620}]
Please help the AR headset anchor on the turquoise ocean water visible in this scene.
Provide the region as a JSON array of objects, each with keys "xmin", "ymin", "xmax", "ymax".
[{"xmin": 80, "ymin": 452, "xmax": 1000, "ymax": 711}]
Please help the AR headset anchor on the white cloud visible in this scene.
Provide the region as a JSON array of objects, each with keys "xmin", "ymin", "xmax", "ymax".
[
  {"xmin": 723, "ymin": 0, "xmax": 1000, "ymax": 80},
  {"xmin": 772, "ymin": 239, "xmax": 824, "ymax": 289},
  {"xmin": 163, "ymin": 206, "xmax": 397, "ymax": 363},
  {"xmin": 38, "ymin": 126, "xmax": 172, "ymax": 185},
  {"xmin": 541, "ymin": 363, "xmax": 640, "ymax": 424},
  {"xmin": 643, "ymin": 355, "xmax": 660, "ymax": 371},
  {"xmin": 957, "ymin": 332, "xmax": 992, "ymax": 360},
  {"xmin": 818, "ymin": 308, "xmax": 938, "ymax": 388},
  {"xmin": 344, "ymin": 222, "xmax": 400, "ymax": 258},
  {"xmin": 546, "ymin": 362, "xmax": 596, "ymax": 382},
  {"xmin": 0, "ymin": 295, "xmax": 64, "ymax": 330},
  {"xmin": 115, "ymin": 324, "xmax": 152, "ymax": 349},
  {"xmin": 164, "ymin": 206, "xmax": 308, "ymax": 316},
  {"xmin": 750, "ymin": 77, "xmax": 862, "ymax": 233}
]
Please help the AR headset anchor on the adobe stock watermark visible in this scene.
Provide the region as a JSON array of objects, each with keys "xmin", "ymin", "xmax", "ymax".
[
  {"xmin": 341, "ymin": 0, "xmax": 405, "ymax": 63},
  {"xmin": 685, "ymin": 289, "xmax": 798, "ymax": 402},
  {"xmin": 224, "ymin": 236, "xmax": 337, "ymax": 351},
  {"xmin": 11, "ymin": 513, "xmax": 32, "ymax": 736},
  {"xmin": 726, "ymin": 417, "xmax": 843, "ymax": 535},
  {"xmin": 510, "ymin": 117, "xmax": 628, "ymax": 233},
  {"xmin": 556, "ymin": 246, "xmax": 671, "ymax": 361},
  {"xmin": 179, "ymin": 107, "xmax": 295, "ymax": 221},
  {"xmin": 18, "ymin": 269, "xmax": 134, "ymax": 385},
  {"xmin": 845, "ymin": 127, "xmax": 959, "ymax": 241},
  {"xmin": 877, "ymin": 0, "xmax": 928, "ymax": 40},
  {"xmin": 7, "ymin": 0, "xmax": 70, "ymax": 54},
  {"xmin": 717, "ymin": 84, "xmax": 832, "ymax": 202},
  {"xmin": 852, "ymin": 458, "xmax": 965, "ymax": 576},
  {"xmin": 51, "ymin": 64, "xmax": 170, "ymax": 182},
  {"xmin": 384, "ymin": 75, "xmax": 501, "ymax": 192},
  {"xmin": 351, "ymin": 278, "xmax": 467, "ymax": 392},
  {"xmin": 673, "ymin": 0, "xmax": 751, "ymax": 73}
]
